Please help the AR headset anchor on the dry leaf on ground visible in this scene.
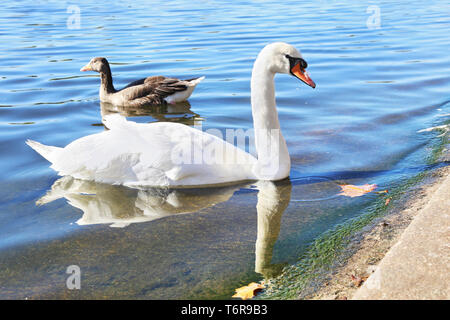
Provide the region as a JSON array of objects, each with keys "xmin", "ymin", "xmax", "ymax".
[
  {"xmin": 351, "ymin": 274, "xmax": 369, "ymax": 287},
  {"xmin": 232, "ymin": 282, "xmax": 265, "ymax": 300},
  {"xmin": 338, "ymin": 184, "xmax": 377, "ymax": 198}
]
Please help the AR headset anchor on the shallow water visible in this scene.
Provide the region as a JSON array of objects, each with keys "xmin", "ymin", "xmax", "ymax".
[{"xmin": 0, "ymin": 1, "xmax": 449, "ymax": 299}]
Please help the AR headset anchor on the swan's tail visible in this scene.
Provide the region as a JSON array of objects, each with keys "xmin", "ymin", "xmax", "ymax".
[
  {"xmin": 26, "ymin": 139, "xmax": 62, "ymax": 163},
  {"xmin": 186, "ymin": 76, "xmax": 205, "ymax": 87}
]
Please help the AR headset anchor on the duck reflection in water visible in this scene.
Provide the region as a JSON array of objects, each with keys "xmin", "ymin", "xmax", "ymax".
[
  {"xmin": 38, "ymin": 177, "xmax": 292, "ymax": 277},
  {"xmin": 99, "ymin": 101, "xmax": 203, "ymax": 127}
]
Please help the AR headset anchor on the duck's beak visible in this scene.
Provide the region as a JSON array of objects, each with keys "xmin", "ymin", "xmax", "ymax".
[
  {"xmin": 80, "ymin": 63, "xmax": 92, "ymax": 72},
  {"xmin": 291, "ymin": 63, "xmax": 316, "ymax": 88}
]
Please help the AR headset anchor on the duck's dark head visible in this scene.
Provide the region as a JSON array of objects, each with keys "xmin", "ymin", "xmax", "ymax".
[{"xmin": 80, "ymin": 57, "xmax": 110, "ymax": 73}]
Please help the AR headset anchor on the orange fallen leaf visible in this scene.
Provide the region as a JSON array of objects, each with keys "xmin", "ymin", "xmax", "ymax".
[
  {"xmin": 232, "ymin": 282, "xmax": 265, "ymax": 300},
  {"xmin": 351, "ymin": 274, "xmax": 369, "ymax": 287},
  {"xmin": 385, "ymin": 198, "xmax": 391, "ymax": 205},
  {"xmin": 338, "ymin": 184, "xmax": 377, "ymax": 198}
]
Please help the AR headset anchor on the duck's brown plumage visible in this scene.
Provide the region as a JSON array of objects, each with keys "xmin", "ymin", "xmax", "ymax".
[{"xmin": 81, "ymin": 57, "xmax": 204, "ymax": 106}]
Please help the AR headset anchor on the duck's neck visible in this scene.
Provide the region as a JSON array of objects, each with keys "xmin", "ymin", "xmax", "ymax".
[
  {"xmin": 99, "ymin": 63, "xmax": 116, "ymax": 96},
  {"xmin": 251, "ymin": 56, "xmax": 290, "ymax": 180}
]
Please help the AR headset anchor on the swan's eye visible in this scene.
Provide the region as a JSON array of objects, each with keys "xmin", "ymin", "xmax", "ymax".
[
  {"xmin": 285, "ymin": 55, "xmax": 308, "ymax": 69},
  {"xmin": 300, "ymin": 59, "xmax": 307, "ymax": 69}
]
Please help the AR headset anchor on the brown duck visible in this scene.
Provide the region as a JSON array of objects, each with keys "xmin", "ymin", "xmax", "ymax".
[{"xmin": 80, "ymin": 57, "xmax": 204, "ymax": 106}]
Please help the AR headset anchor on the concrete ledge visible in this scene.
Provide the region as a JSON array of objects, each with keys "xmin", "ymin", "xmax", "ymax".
[{"xmin": 352, "ymin": 173, "xmax": 450, "ymax": 300}]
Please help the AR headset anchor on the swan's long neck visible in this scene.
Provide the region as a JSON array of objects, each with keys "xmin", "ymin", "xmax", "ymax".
[
  {"xmin": 251, "ymin": 54, "xmax": 290, "ymax": 180},
  {"xmin": 99, "ymin": 63, "xmax": 116, "ymax": 95}
]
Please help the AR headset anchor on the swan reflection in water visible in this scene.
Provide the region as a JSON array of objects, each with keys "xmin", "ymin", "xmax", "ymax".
[
  {"xmin": 100, "ymin": 101, "xmax": 203, "ymax": 126},
  {"xmin": 38, "ymin": 176, "xmax": 241, "ymax": 228},
  {"xmin": 38, "ymin": 177, "xmax": 292, "ymax": 277},
  {"xmin": 255, "ymin": 180, "xmax": 291, "ymax": 278}
]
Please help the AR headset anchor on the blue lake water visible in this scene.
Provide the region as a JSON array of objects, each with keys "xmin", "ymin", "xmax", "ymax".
[{"xmin": 0, "ymin": 1, "xmax": 449, "ymax": 299}]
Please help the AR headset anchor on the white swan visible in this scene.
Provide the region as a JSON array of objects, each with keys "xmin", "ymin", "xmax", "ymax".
[{"xmin": 26, "ymin": 42, "xmax": 315, "ymax": 188}]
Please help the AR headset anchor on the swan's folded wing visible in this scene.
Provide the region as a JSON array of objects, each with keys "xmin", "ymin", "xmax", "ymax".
[
  {"xmin": 48, "ymin": 126, "xmax": 171, "ymax": 186},
  {"xmin": 45, "ymin": 120, "xmax": 203, "ymax": 186},
  {"xmin": 47, "ymin": 116, "xmax": 257, "ymax": 187}
]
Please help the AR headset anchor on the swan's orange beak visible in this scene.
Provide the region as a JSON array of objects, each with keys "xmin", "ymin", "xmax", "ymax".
[
  {"xmin": 80, "ymin": 63, "xmax": 92, "ymax": 72},
  {"xmin": 291, "ymin": 63, "xmax": 316, "ymax": 88}
]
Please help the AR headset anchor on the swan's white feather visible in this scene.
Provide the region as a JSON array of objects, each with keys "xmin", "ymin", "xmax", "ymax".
[{"xmin": 26, "ymin": 139, "xmax": 62, "ymax": 163}]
